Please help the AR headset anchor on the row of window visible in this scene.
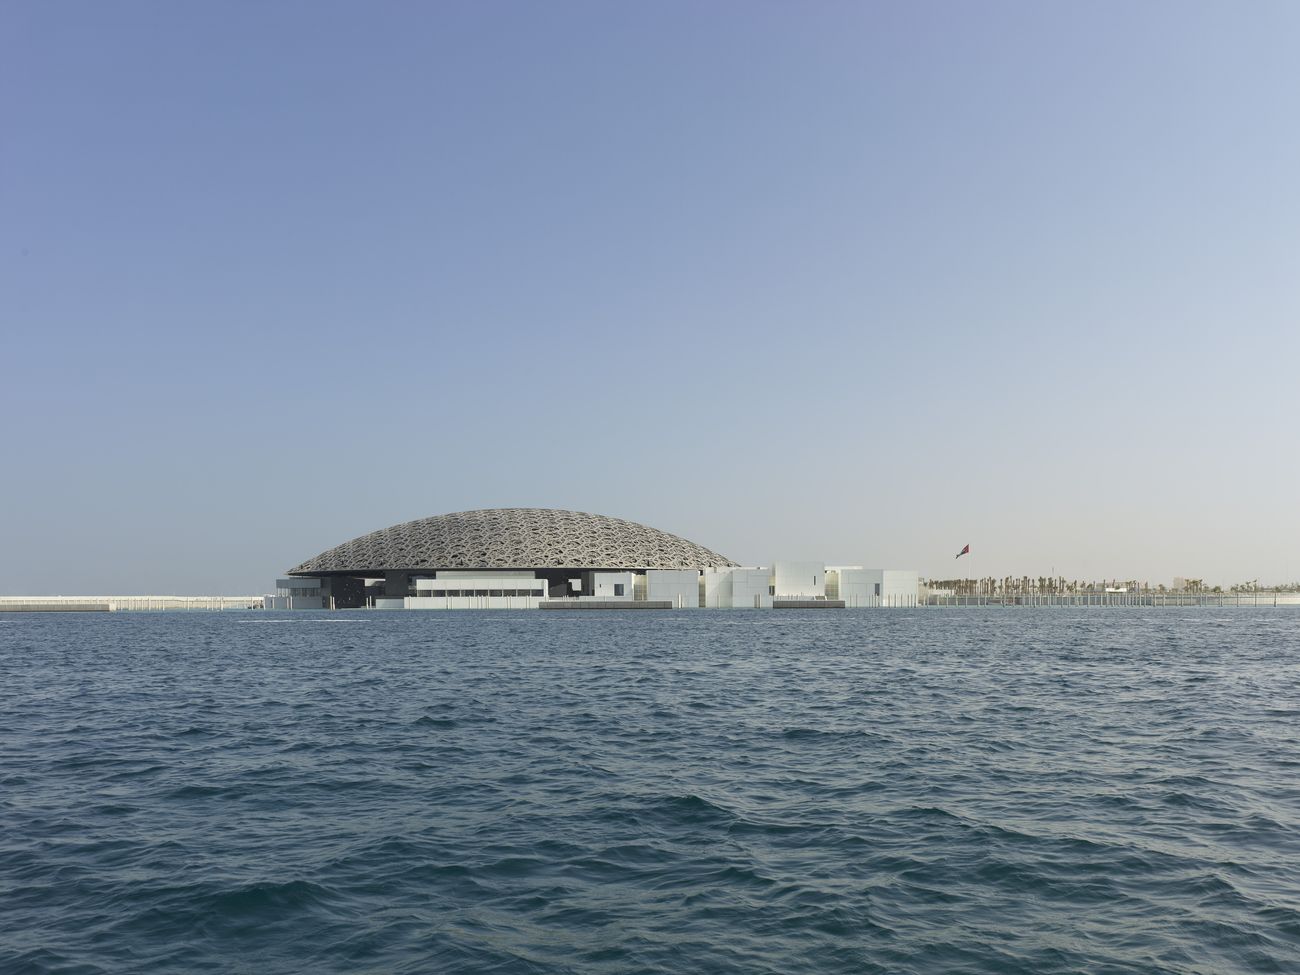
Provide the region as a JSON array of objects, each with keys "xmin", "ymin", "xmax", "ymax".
[{"xmin": 415, "ymin": 589, "xmax": 545, "ymax": 598}]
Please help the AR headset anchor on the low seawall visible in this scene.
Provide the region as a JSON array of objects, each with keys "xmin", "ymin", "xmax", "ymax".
[
  {"xmin": 0, "ymin": 600, "xmax": 111, "ymax": 612},
  {"xmin": 924, "ymin": 593, "xmax": 1300, "ymax": 607},
  {"xmin": 0, "ymin": 596, "xmax": 266, "ymax": 613},
  {"xmin": 540, "ymin": 600, "xmax": 673, "ymax": 610}
]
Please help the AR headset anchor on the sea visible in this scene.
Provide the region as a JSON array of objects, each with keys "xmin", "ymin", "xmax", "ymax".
[{"xmin": 2, "ymin": 608, "xmax": 1298, "ymax": 974}]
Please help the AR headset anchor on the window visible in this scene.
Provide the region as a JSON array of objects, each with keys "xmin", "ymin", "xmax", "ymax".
[
  {"xmin": 474, "ymin": 589, "xmax": 488, "ymax": 597},
  {"xmin": 614, "ymin": 583, "xmax": 625, "ymax": 597},
  {"xmin": 874, "ymin": 583, "xmax": 881, "ymax": 596},
  {"xmin": 489, "ymin": 589, "xmax": 503, "ymax": 597}
]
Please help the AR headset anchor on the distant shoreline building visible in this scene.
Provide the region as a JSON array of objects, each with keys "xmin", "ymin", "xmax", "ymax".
[{"xmin": 270, "ymin": 508, "xmax": 919, "ymax": 610}]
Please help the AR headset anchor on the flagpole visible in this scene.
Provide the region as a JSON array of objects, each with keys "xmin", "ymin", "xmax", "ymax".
[{"xmin": 954, "ymin": 543, "xmax": 971, "ymax": 599}]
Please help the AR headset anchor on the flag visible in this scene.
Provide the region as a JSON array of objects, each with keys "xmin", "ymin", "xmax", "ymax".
[{"xmin": 955, "ymin": 544, "xmax": 970, "ymax": 559}]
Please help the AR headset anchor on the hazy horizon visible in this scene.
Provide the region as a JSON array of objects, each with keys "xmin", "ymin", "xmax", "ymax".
[{"xmin": 3, "ymin": 2, "xmax": 1298, "ymax": 595}]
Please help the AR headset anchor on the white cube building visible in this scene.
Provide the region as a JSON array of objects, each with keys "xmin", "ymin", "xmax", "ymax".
[
  {"xmin": 701, "ymin": 567, "xmax": 773, "ymax": 609},
  {"xmin": 771, "ymin": 561, "xmax": 825, "ymax": 600}
]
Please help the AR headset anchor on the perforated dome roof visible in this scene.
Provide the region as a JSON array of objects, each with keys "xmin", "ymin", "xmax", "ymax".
[{"xmin": 288, "ymin": 508, "xmax": 736, "ymax": 575}]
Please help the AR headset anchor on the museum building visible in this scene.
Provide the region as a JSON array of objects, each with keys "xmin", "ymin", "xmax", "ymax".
[{"xmin": 268, "ymin": 508, "xmax": 918, "ymax": 610}]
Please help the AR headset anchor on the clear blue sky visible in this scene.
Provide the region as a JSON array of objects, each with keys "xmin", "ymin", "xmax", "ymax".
[{"xmin": 3, "ymin": 1, "xmax": 1297, "ymax": 594}]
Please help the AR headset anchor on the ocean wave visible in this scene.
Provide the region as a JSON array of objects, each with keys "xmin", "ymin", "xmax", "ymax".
[{"xmin": 2, "ymin": 609, "xmax": 1298, "ymax": 974}]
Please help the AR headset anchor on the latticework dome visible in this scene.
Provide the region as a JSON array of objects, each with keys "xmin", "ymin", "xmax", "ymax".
[{"xmin": 288, "ymin": 508, "xmax": 736, "ymax": 574}]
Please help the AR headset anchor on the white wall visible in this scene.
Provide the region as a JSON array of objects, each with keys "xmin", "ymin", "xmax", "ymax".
[
  {"xmin": 856, "ymin": 569, "xmax": 921, "ymax": 607},
  {"xmin": 271, "ymin": 577, "xmax": 326, "ymax": 608},
  {"xmin": 590, "ymin": 572, "xmax": 634, "ymax": 598},
  {"xmin": 409, "ymin": 572, "xmax": 547, "ymax": 608},
  {"xmin": 413, "ymin": 572, "xmax": 545, "ymax": 594},
  {"xmin": 827, "ymin": 567, "xmax": 874, "ymax": 607},
  {"xmin": 730, "ymin": 568, "xmax": 773, "ymax": 608},
  {"xmin": 646, "ymin": 570, "xmax": 699, "ymax": 608},
  {"xmin": 882, "ymin": 569, "xmax": 920, "ymax": 607},
  {"xmin": 701, "ymin": 568, "xmax": 729, "ymax": 608},
  {"xmin": 772, "ymin": 561, "xmax": 825, "ymax": 599},
  {"xmin": 701, "ymin": 567, "xmax": 772, "ymax": 608},
  {"xmin": 404, "ymin": 594, "xmax": 545, "ymax": 610}
]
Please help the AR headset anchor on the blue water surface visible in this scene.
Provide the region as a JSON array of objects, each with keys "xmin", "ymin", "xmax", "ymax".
[{"xmin": 2, "ymin": 608, "xmax": 1299, "ymax": 974}]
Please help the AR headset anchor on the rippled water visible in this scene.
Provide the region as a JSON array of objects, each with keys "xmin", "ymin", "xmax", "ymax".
[{"xmin": 2, "ymin": 609, "xmax": 1299, "ymax": 974}]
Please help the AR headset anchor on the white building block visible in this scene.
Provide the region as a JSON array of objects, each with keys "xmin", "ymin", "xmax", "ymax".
[
  {"xmin": 590, "ymin": 571, "xmax": 634, "ymax": 598},
  {"xmin": 701, "ymin": 567, "xmax": 772, "ymax": 608},
  {"xmin": 827, "ymin": 567, "xmax": 874, "ymax": 607},
  {"xmin": 772, "ymin": 561, "xmax": 825, "ymax": 599},
  {"xmin": 729, "ymin": 568, "xmax": 773, "ymax": 608},
  {"xmin": 406, "ymin": 571, "xmax": 548, "ymax": 609},
  {"xmin": 856, "ymin": 569, "xmax": 921, "ymax": 607},
  {"xmin": 646, "ymin": 570, "xmax": 699, "ymax": 608}
]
